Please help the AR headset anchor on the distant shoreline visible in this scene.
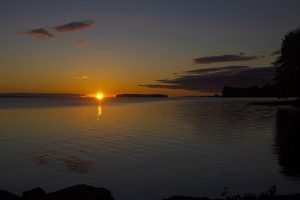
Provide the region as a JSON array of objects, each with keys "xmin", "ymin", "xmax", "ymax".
[
  {"xmin": 0, "ymin": 93, "xmax": 83, "ymax": 98},
  {"xmin": 116, "ymin": 94, "xmax": 168, "ymax": 98}
]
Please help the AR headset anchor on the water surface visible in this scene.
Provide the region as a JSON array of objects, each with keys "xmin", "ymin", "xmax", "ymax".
[{"xmin": 0, "ymin": 97, "xmax": 299, "ymax": 200}]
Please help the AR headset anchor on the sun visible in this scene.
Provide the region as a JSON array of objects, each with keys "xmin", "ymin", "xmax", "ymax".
[{"xmin": 96, "ymin": 93, "xmax": 104, "ymax": 100}]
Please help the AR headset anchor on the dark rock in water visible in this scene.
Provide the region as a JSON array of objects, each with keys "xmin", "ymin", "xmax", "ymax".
[
  {"xmin": 22, "ymin": 187, "xmax": 46, "ymax": 200},
  {"xmin": 0, "ymin": 190, "xmax": 21, "ymax": 200},
  {"xmin": 164, "ymin": 196, "xmax": 211, "ymax": 200},
  {"xmin": 47, "ymin": 184, "xmax": 114, "ymax": 200}
]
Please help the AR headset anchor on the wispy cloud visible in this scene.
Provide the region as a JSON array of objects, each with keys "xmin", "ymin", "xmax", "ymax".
[
  {"xmin": 185, "ymin": 66, "xmax": 249, "ymax": 75},
  {"xmin": 193, "ymin": 54, "xmax": 258, "ymax": 64},
  {"xmin": 73, "ymin": 75, "xmax": 88, "ymax": 79},
  {"xmin": 19, "ymin": 20, "xmax": 95, "ymax": 40},
  {"xmin": 74, "ymin": 40, "xmax": 89, "ymax": 46},
  {"xmin": 20, "ymin": 28, "xmax": 54, "ymax": 40},
  {"xmin": 139, "ymin": 66, "xmax": 275, "ymax": 93},
  {"xmin": 54, "ymin": 20, "xmax": 95, "ymax": 33}
]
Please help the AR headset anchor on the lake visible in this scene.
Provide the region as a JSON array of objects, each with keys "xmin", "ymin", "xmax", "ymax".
[{"xmin": 0, "ymin": 97, "xmax": 299, "ymax": 200}]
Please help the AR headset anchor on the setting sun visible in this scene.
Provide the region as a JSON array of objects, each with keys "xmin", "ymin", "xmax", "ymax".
[{"xmin": 96, "ymin": 93, "xmax": 104, "ymax": 100}]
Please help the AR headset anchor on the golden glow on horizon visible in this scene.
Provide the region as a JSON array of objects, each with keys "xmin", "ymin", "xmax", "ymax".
[{"xmin": 96, "ymin": 93, "xmax": 104, "ymax": 100}]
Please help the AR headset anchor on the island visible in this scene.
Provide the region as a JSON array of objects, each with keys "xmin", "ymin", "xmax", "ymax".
[{"xmin": 116, "ymin": 94, "xmax": 168, "ymax": 98}]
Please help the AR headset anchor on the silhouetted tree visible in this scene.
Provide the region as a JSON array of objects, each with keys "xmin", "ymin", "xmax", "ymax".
[
  {"xmin": 273, "ymin": 29, "xmax": 300, "ymax": 97},
  {"xmin": 222, "ymin": 85, "xmax": 278, "ymax": 97}
]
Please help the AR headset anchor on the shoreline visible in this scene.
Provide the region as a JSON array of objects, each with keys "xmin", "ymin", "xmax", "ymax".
[{"xmin": 1, "ymin": 185, "xmax": 300, "ymax": 200}]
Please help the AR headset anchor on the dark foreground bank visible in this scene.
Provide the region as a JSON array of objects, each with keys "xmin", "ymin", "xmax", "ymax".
[
  {"xmin": 1, "ymin": 185, "xmax": 300, "ymax": 200},
  {"xmin": 0, "ymin": 185, "xmax": 113, "ymax": 200}
]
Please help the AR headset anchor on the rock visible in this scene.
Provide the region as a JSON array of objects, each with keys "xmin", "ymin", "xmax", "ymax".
[
  {"xmin": 22, "ymin": 187, "xmax": 46, "ymax": 200},
  {"xmin": 0, "ymin": 190, "xmax": 21, "ymax": 200},
  {"xmin": 47, "ymin": 184, "xmax": 114, "ymax": 200},
  {"xmin": 1, "ymin": 185, "xmax": 114, "ymax": 200}
]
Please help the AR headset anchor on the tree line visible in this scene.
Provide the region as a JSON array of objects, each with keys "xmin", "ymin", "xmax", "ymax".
[{"xmin": 222, "ymin": 28, "xmax": 300, "ymax": 98}]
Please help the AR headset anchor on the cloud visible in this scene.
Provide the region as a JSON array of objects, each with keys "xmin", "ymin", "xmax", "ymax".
[
  {"xmin": 54, "ymin": 20, "xmax": 95, "ymax": 33},
  {"xmin": 193, "ymin": 54, "xmax": 258, "ymax": 64},
  {"xmin": 20, "ymin": 28, "xmax": 54, "ymax": 40},
  {"xmin": 139, "ymin": 66, "xmax": 275, "ymax": 93},
  {"xmin": 74, "ymin": 40, "xmax": 89, "ymax": 46},
  {"xmin": 20, "ymin": 20, "xmax": 95, "ymax": 40},
  {"xmin": 73, "ymin": 75, "xmax": 88, "ymax": 79},
  {"xmin": 185, "ymin": 66, "xmax": 250, "ymax": 75}
]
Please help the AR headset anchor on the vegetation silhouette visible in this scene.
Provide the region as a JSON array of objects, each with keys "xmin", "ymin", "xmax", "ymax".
[
  {"xmin": 222, "ymin": 84, "xmax": 278, "ymax": 97},
  {"xmin": 222, "ymin": 28, "xmax": 300, "ymax": 99},
  {"xmin": 164, "ymin": 185, "xmax": 300, "ymax": 200},
  {"xmin": 273, "ymin": 29, "xmax": 300, "ymax": 98},
  {"xmin": 221, "ymin": 185, "xmax": 277, "ymax": 200}
]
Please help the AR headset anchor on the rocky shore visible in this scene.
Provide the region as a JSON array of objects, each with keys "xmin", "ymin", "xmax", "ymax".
[
  {"xmin": 1, "ymin": 185, "xmax": 300, "ymax": 200},
  {"xmin": 0, "ymin": 185, "xmax": 113, "ymax": 200}
]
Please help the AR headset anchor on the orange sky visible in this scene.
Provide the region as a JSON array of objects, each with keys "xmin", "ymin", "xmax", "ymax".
[{"xmin": 1, "ymin": 1, "xmax": 300, "ymax": 96}]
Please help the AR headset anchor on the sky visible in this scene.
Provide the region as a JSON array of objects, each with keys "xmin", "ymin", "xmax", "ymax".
[{"xmin": 0, "ymin": 0, "xmax": 300, "ymax": 96}]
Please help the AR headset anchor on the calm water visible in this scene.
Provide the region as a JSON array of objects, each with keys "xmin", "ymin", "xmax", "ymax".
[{"xmin": 0, "ymin": 97, "xmax": 299, "ymax": 200}]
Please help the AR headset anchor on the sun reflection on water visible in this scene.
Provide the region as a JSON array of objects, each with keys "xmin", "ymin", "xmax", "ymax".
[{"xmin": 97, "ymin": 104, "xmax": 102, "ymax": 120}]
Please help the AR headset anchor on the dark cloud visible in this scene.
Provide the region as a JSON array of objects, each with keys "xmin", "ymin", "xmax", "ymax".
[
  {"xmin": 185, "ymin": 66, "xmax": 249, "ymax": 75},
  {"xmin": 139, "ymin": 66, "xmax": 275, "ymax": 92},
  {"xmin": 193, "ymin": 54, "xmax": 258, "ymax": 64},
  {"xmin": 54, "ymin": 20, "xmax": 95, "ymax": 33},
  {"xmin": 21, "ymin": 28, "xmax": 54, "ymax": 40},
  {"xmin": 20, "ymin": 20, "xmax": 95, "ymax": 40}
]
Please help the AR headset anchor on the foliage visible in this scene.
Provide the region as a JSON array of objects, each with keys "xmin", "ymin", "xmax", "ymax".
[
  {"xmin": 222, "ymin": 186, "xmax": 277, "ymax": 200},
  {"xmin": 222, "ymin": 84, "xmax": 278, "ymax": 97},
  {"xmin": 273, "ymin": 29, "xmax": 300, "ymax": 97}
]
